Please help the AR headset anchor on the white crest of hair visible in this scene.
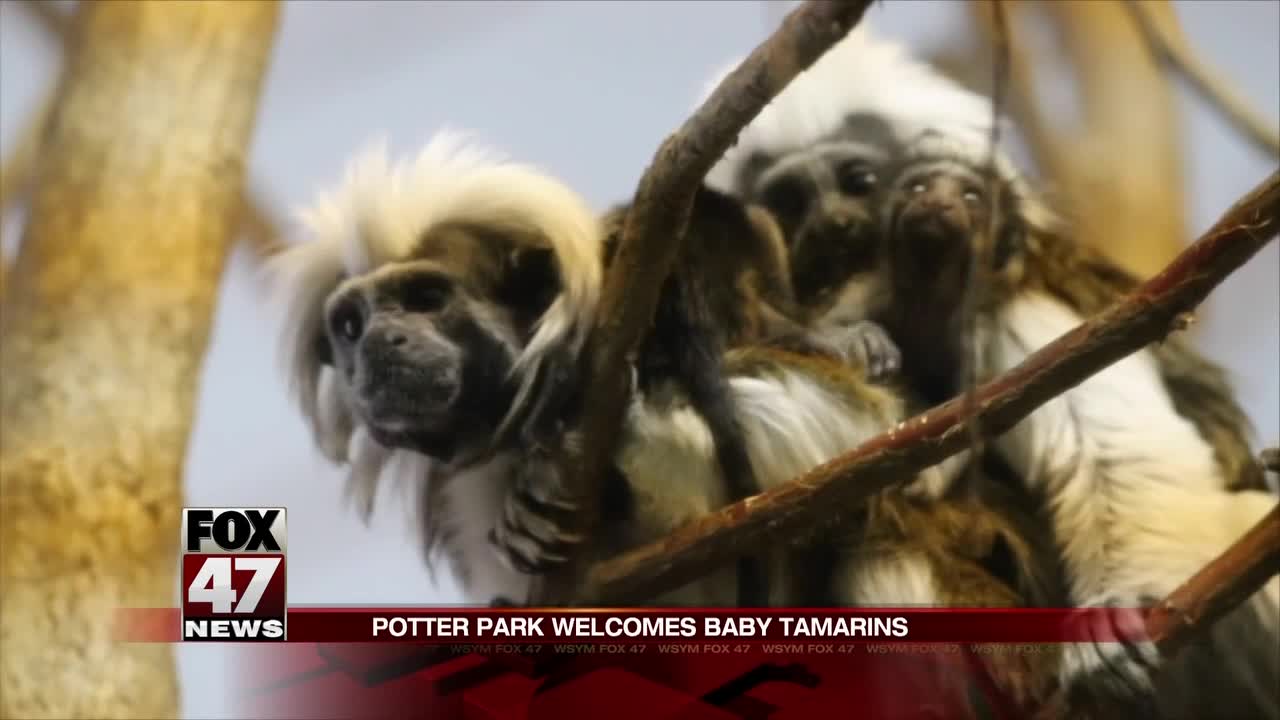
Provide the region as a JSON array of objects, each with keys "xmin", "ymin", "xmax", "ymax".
[
  {"xmin": 702, "ymin": 22, "xmax": 1000, "ymax": 194},
  {"xmin": 980, "ymin": 289, "xmax": 1279, "ymax": 615}
]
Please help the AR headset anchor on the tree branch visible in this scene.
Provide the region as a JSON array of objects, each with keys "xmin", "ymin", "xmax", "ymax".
[
  {"xmin": 1146, "ymin": 503, "xmax": 1280, "ymax": 656},
  {"xmin": 582, "ymin": 169, "xmax": 1280, "ymax": 605},
  {"xmin": 5, "ymin": 0, "xmax": 284, "ymax": 263},
  {"xmin": 531, "ymin": 0, "xmax": 877, "ymax": 605},
  {"xmin": 1123, "ymin": 0, "xmax": 1280, "ymax": 159},
  {"xmin": 0, "ymin": 2, "xmax": 280, "ymax": 715}
]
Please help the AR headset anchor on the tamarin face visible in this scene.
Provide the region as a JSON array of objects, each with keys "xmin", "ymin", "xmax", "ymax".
[
  {"xmin": 880, "ymin": 144, "xmax": 1027, "ymax": 315},
  {"xmin": 316, "ymin": 224, "xmax": 561, "ymax": 461},
  {"xmin": 738, "ymin": 114, "xmax": 903, "ymax": 309},
  {"xmin": 885, "ymin": 158, "xmax": 992, "ymax": 297}
]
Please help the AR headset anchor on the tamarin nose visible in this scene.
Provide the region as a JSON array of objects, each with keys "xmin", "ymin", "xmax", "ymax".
[
  {"xmin": 819, "ymin": 195, "xmax": 858, "ymax": 228},
  {"xmin": 910, "ymin": 184, "xmax": 952, "ymax": 212},
  {"xmin": 388, "ymin": 333, "xmax": 408, "ymax": 347},
  {"xmin": 915, "ymin": 188, "xmax": 962, "ymax": 218}
]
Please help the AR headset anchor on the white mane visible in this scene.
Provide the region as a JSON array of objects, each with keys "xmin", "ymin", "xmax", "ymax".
[{"xmin": 703, "ymin": 22, "xmax": 1005, "ymax": 194}]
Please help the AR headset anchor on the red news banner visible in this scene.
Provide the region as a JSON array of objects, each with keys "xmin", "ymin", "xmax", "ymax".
[
  {"xmin": 116, "ymin": 606, "xmax": 1146, "ymax": 644},
  {"xmin": 154, "ymin": 507, "xmax": 1152, "ymax": 718},
  {"xmin": 113, "ymin": 607, "xmax": 1147, "ymax": 720}
]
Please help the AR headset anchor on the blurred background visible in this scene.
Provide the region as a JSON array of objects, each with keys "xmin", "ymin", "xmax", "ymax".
[{"xmin": 1, "ymin": 1, "xmax": 1276, "ymax": 717}]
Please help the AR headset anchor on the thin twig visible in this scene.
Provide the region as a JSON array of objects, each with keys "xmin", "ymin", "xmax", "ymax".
[
  {"xmin": 960, "ymin": 0, "xmax": 1010, "ymax": 485},
  {"xmin": 1124, "ymin": 0, "xmax": 1280, "ymax": 158},
  {"xmin": 583, "ymin": 170, "xmax": 1280, "ymax": 605},
  {"xmin": 969, "ymin": 0, "xmax": 1189, "ymax": 279},
  {"xmin": 530, "ymin": 0, "xmax": 878, "ymax": 605},
  {"xmin": 959, "ymin": 2, "xmax": 1060, "ymax": 195}
]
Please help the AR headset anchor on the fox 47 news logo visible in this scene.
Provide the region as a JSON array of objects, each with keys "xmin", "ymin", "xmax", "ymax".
[{"xmin": 181, "ymin": 508, "xmax": 287, "ymax": 641}]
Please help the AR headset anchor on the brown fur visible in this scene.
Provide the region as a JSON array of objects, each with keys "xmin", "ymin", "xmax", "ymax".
[
  {"xmin": 724, "ymin": 344, "xmax": 902, "ymax": 417},
  {"xmin": 600, "ymin": 187, "xmax": 813, "ymax": 351},
  {"xmin": 726, "ymin": 345, "xmax": 1074, "ymax": 715},
  {"xmin": 601, "ymin": 187, "xmax": 832, "ymax": 607},
  {"xmin": 841, "ymin": 463, "xmax": 1076, "ymax": 716}
]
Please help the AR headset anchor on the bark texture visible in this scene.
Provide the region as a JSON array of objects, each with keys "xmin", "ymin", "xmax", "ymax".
[{"xmin": 0, "ymin": 2, "xmax": 280, "ymax": 717}]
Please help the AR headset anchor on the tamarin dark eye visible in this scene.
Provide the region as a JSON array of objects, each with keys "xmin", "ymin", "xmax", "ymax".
[
  {"xmin": 400, "ymin": 273, "xmax": 453, "ymax": 314},
  {"xmin": 837, "ymin": 163, "xmax": 878, "ymax": 196},
  {"xmin": 330, "ymin": 300, "xmax": 364, "ymax": 343},
  {"xmin": 761, "ymin": 177, "xmax": 809, "ymax": 218}
]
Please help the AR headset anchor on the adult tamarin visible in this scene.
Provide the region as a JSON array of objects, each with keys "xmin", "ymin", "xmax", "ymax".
[
  {"xmin": 268, "ymin": 132, "xmax": 612, "ymax": 604},
  {"xmin": 267, "ymin": 131, "xmax": 921, "ymax": 609}
]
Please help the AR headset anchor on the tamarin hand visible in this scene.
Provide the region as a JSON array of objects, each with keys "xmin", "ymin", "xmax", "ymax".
[{"xmin": 488, "ymin": 444, "xmax": 583, "ymax": 575}]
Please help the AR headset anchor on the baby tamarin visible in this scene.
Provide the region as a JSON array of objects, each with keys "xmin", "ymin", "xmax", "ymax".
[
  {"xmin": 596, "ymin": 184, "xmax": 868, "ymax": 507},
  {"xmin": 597, "ymin": 185, "xmax": 819, "ymax": 607}
]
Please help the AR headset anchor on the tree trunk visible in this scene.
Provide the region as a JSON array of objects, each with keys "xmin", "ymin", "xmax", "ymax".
[{"xmin": 0, "ymin": 2, "xmax": 280, "ymax": 718}]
